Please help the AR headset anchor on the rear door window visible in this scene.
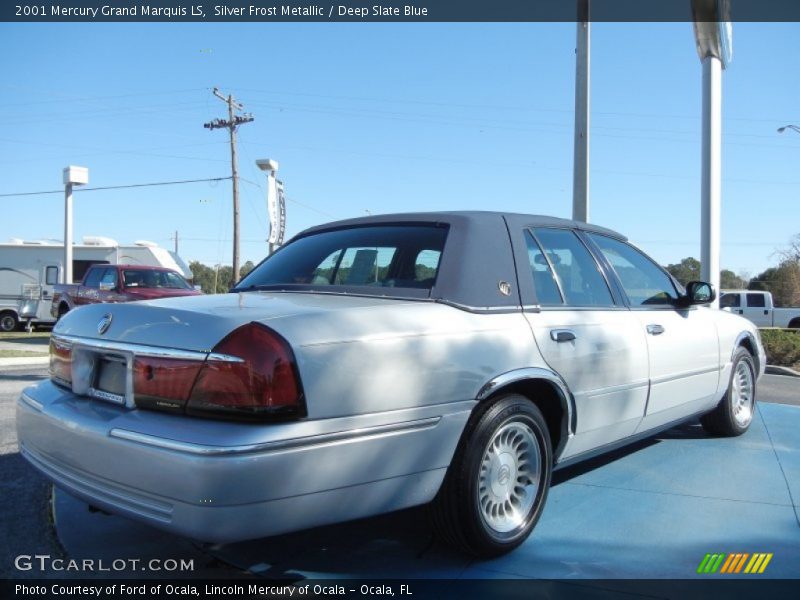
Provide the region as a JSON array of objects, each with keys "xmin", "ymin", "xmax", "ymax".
[
  {"xmin": 746, "ymin": 293, "xmax": 766, "ymax": 308},
  {"xmin": 524, "ymin": 231, "xmax": 563, "ymax": 305},
  {"xmin": 528, "ymin": 228, "xmax": 614, "ymax": 307}
]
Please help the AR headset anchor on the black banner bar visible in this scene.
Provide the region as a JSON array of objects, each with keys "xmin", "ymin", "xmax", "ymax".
[
  {"xmin": 3, "ymin": 0, "xmax": 800, "ymax": 23},
  {"xmin": 3, "ymin": 579, "xmax": 800, "ymax": 600}
]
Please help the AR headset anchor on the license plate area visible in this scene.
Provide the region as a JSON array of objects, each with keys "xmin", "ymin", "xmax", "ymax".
[
  {"xmin": 71, "ymin": 347, "xmax": 132, "ymax": 407},
  {"xmin": 91, "ymin": 357, "xmax": 127, "ymax": 404}
]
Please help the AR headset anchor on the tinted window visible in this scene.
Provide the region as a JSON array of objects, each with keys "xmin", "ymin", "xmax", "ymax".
[
  {"xmin": 588, "ymin": 234, "xmax": 678, "ymax": 306},
  {"xmin": 73, "ymin": 260, "xmax": 109, "ymax": 283},
  {"xmin": 237, "ymin": 225, "xmax": 448, "ymax": 295},
  {"xmin": 720, "ymin": 293, "xmax": 741, "ymax": 308},
  {"xmin": 532, "ymin": 228, "xmax": 613, "ymax": 307},
  {"xmin": 83, "ymin": 267, "xmax": 104, "ymax": 287},
  {"xmin": 746, "ymin": 293, "xmax": 766, "ymax": 308},
  {"xmin": 100, "ymin": 268, "xmax": 118, "ymax": 287},
  {"xmin": 524, "ymin": 231, "xmax": 562, "ymax": 305},
  {"xmin": 122, "ymin": 269, "xmax": 191, "ymax": 289}
]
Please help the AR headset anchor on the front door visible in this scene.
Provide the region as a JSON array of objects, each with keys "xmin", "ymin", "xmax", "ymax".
[{"xmin": 585, "ymin": 233, "xmax": 721, "ymax": 432}]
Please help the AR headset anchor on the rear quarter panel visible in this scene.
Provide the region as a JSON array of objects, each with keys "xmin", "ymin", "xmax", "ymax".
[{"xmin": 264, "ymin": 303, "xmax": 546, "ymax": 419}]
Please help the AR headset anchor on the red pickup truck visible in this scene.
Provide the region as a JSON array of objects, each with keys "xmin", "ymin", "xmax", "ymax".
[{"xmin": 51, "ymin": 264, "xmax": 201, "ymax": 319}]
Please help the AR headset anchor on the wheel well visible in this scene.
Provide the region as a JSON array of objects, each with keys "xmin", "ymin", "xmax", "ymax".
[
  {"xmin": 789, "ymin": 318, "xmax": 800, "ymax": 329},
  {"xmin": 483, "ymin": 379, "xmax": 566, "ymax": 459},
  {"xmin": 738, "ymin": 336, "xmax": 756, "ymax": 357}
]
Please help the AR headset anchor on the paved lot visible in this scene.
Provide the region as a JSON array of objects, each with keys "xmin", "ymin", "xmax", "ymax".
[{"xmin": 2, "ymin": 366, "xmax": 799, "ymax": 580}]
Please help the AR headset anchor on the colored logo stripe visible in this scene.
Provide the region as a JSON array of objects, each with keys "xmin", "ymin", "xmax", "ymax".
[{"xmin": 698, "ymin": 552, "xmax": 773, "ymax": 574}]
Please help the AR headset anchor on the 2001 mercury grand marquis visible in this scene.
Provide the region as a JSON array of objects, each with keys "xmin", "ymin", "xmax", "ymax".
[{"xmin": 17, "ymin": 212, "xmax": 765, "ymax": 557}]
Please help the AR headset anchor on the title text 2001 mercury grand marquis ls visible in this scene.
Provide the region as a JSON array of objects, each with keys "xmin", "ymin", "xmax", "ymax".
[{"xmin": 17, "ymin": 212, "xmax": 765, "ymax": 557}]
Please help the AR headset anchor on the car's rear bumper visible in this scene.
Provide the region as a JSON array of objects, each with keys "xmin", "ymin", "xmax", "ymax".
[{"xmin": 17, "ymin": 381, "xmax": 471, "ymax": 543}]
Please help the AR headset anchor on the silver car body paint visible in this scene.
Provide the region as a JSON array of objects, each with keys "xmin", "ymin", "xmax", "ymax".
[{"xmin": 16, "ymin": 213, "xmax": 767, "ymax": 545}]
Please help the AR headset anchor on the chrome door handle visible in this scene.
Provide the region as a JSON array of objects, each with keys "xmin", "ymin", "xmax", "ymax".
[
  {"xmin": 550, "ymin": 329, "xmax": 576, "ymax": 342},
  {"xmin": 646, "ymin": 324, "xmax": 665, "ymax": 335}
]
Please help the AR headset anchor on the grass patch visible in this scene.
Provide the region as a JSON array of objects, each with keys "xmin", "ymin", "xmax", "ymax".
[
  {"xmin": 0, "ymin": 331, "xmax": 51, "ymax": 340},
  {"xmin": 760, "ymin": 328, "xmax": 800, "ymax": 370},
  {"xmin": 0, "ymin": 349, "xmax": 48, "ymax": 358}
]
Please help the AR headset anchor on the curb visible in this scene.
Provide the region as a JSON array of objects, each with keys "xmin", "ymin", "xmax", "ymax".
[
  {"xmin": 765, "ymin": 364, "xmax": 800, "ymax": 378},
  {"xmin": 0, "ymin": 356, "xmax": 49, "ymax": 368}
]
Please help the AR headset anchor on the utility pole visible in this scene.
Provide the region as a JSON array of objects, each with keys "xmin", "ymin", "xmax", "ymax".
[
  {"xmin": 173, "ymin": 230, "xmax": 179, "ymax": 254},
  {"xmin": 204, "ymin": 88, "xmax": 254, "ymax": 285}
]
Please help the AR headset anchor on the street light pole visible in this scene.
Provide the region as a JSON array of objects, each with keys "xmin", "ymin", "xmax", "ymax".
[
  {"xmin": 62, "ymin": 166, "xmax": 88, "ymax": 284},
  {"xmin": 693, "ymin": 0, "xmax": 732, "ymax": 309},
  {"xmin": 572, "ymin": 0, "xmax": 590, "ymax": 223},
  {"xmin": 700, "ymin": 55, "xmax": 722, "ymax": 308},
  {"xmin": 778, "ymin": 124, "xmax": 800, "ymax": 135}
]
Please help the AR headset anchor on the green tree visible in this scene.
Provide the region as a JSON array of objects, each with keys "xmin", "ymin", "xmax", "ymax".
[
  {"xmin": 664, "ymin": 257, "xmax": 700, "ymax": 286},
  {"xmin": 189, "ymin": 261, "xmax": 241, "ymax": 294},
  {"xmin": 664, "ymin": 257, "xmax": 747, "ymax": 289},
  {"xmin": 749, "ymin": 260, "xmax": 800, "ymax": 307},
  {"xmin": 240, "ymin": 260, "xmax": 255, "ymax": 279},
  {"xmin": 189, "ymin": 261, "xmax": 216, "ymax": 294},
  {"xmin": 720, "ymin": 269, "xmax": 746, "ymax": 290}
]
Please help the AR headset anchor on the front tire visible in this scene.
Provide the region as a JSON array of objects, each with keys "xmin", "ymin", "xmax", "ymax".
[
  {"xmin": 431, "ymin": 394, "xmax": 552, "ymax": 557},
  {"xmin": 701, "ymin": 346, "xmax": 756, "ymax": 436}
]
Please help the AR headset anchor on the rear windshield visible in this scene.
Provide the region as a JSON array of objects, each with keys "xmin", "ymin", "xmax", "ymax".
[
  {"xmin": 122, "ymin": 269, "xmax": 191, "ymax": 290},
  {"xmin": 235, "ymin": 224, "xmax": 448, "ymax": 297}
]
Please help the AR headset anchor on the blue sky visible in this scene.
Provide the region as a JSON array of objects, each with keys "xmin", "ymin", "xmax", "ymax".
[{"xmin": 0, "ymin": 22, "xmax": 798, "ymax": 277}]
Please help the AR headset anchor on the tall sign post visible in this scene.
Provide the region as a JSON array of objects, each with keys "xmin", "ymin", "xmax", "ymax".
[
  {"xmin": 693, "ymin": 0, "xmax": 732, "ymax": 308},
  {"xmin": 62, "ymin": 166, "xmax": 89, "ymax": 284},
  {"xmin": 256, "ymin": 159, "xmax": 285, "ymax": 254}
]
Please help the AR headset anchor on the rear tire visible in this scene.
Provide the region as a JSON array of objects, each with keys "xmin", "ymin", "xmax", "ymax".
[
  {"xmin": 431, "ymin": 394, "xmax": 552, "ymax": 557},
  {"xmin": 0, "ymin": 311, "xmax": 18, "ymax": 332},
  {"xmin": 701, "ymin": 346, "xmax": 756, "ymax": 436}
]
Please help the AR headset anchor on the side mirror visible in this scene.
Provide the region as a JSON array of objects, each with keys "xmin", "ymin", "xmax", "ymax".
[{"xmin": 681, "ymin": 281, "xmax": 716, "ymax": 306}]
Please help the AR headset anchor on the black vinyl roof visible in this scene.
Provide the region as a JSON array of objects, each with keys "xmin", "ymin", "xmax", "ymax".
[
  {"xmin": 282, "ymin": 211, "xmax": 628, "ymax": 310},
  {"xmin": 299, "ymin": 211, "xmax": 627, "ymax": 241}
]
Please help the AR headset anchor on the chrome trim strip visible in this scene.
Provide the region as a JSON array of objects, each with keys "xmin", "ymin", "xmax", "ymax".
[
  {"xmin": 476, "ymin": 367, "xmax": 577, "ymax": 441},
  {"xmin": 733, "ymin": 331, "xmax": 760, "ymax": 372},
  {"xmin": 434, "ymin": 299, "xmax": 521, "ymax": 314},
  {"xmin": 585, "ymin": 378, "xmax": 650, "ymax": 398},
  {"xmin": 109, "ymin": 416, "xmax": 442, "ymax": 456},
  {"xmin": 650, "ymin": 365, "xmax": 721, "ymax": 386},
  {"xmin": 20, "ymin": 392, "xmax": 43, "ymax": 412},
  {"xmin": 51, "ymin": 334, "xmax": 243, "ymax": 363}
]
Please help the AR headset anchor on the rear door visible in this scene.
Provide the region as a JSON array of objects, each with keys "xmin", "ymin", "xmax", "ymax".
[
  {"xmin": 585, "ymin": 233, "xmax": 720, "ymax": 432},
  {"xmin": 742, "ymin": 292, "xmax": 771, "ymax": 327},
  {"xmin": 519, "ymin": 228, "xmax": 650, "ymax": 458}
]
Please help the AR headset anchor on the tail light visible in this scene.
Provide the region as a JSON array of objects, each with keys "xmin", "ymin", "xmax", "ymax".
[
  {"xmin": 50, "ymin": 338, "xmax": 72, "ymax": 387},
  {"xmin": 185, "ymin": 323, "xmax": 306, "ymax": 421},
  {"xmin": 133, "ymin": 357, "xmax": 204, "ymax": 413}
]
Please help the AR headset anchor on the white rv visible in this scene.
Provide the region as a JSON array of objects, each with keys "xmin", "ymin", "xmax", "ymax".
[{"xmin": 0, "ymin": 237, "xmax": 192, "ymax": 331}]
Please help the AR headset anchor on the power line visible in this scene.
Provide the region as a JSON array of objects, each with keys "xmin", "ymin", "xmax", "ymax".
[{"xmin": 0, "ymin": 176, "xmax": 231, "ymax": 198}]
